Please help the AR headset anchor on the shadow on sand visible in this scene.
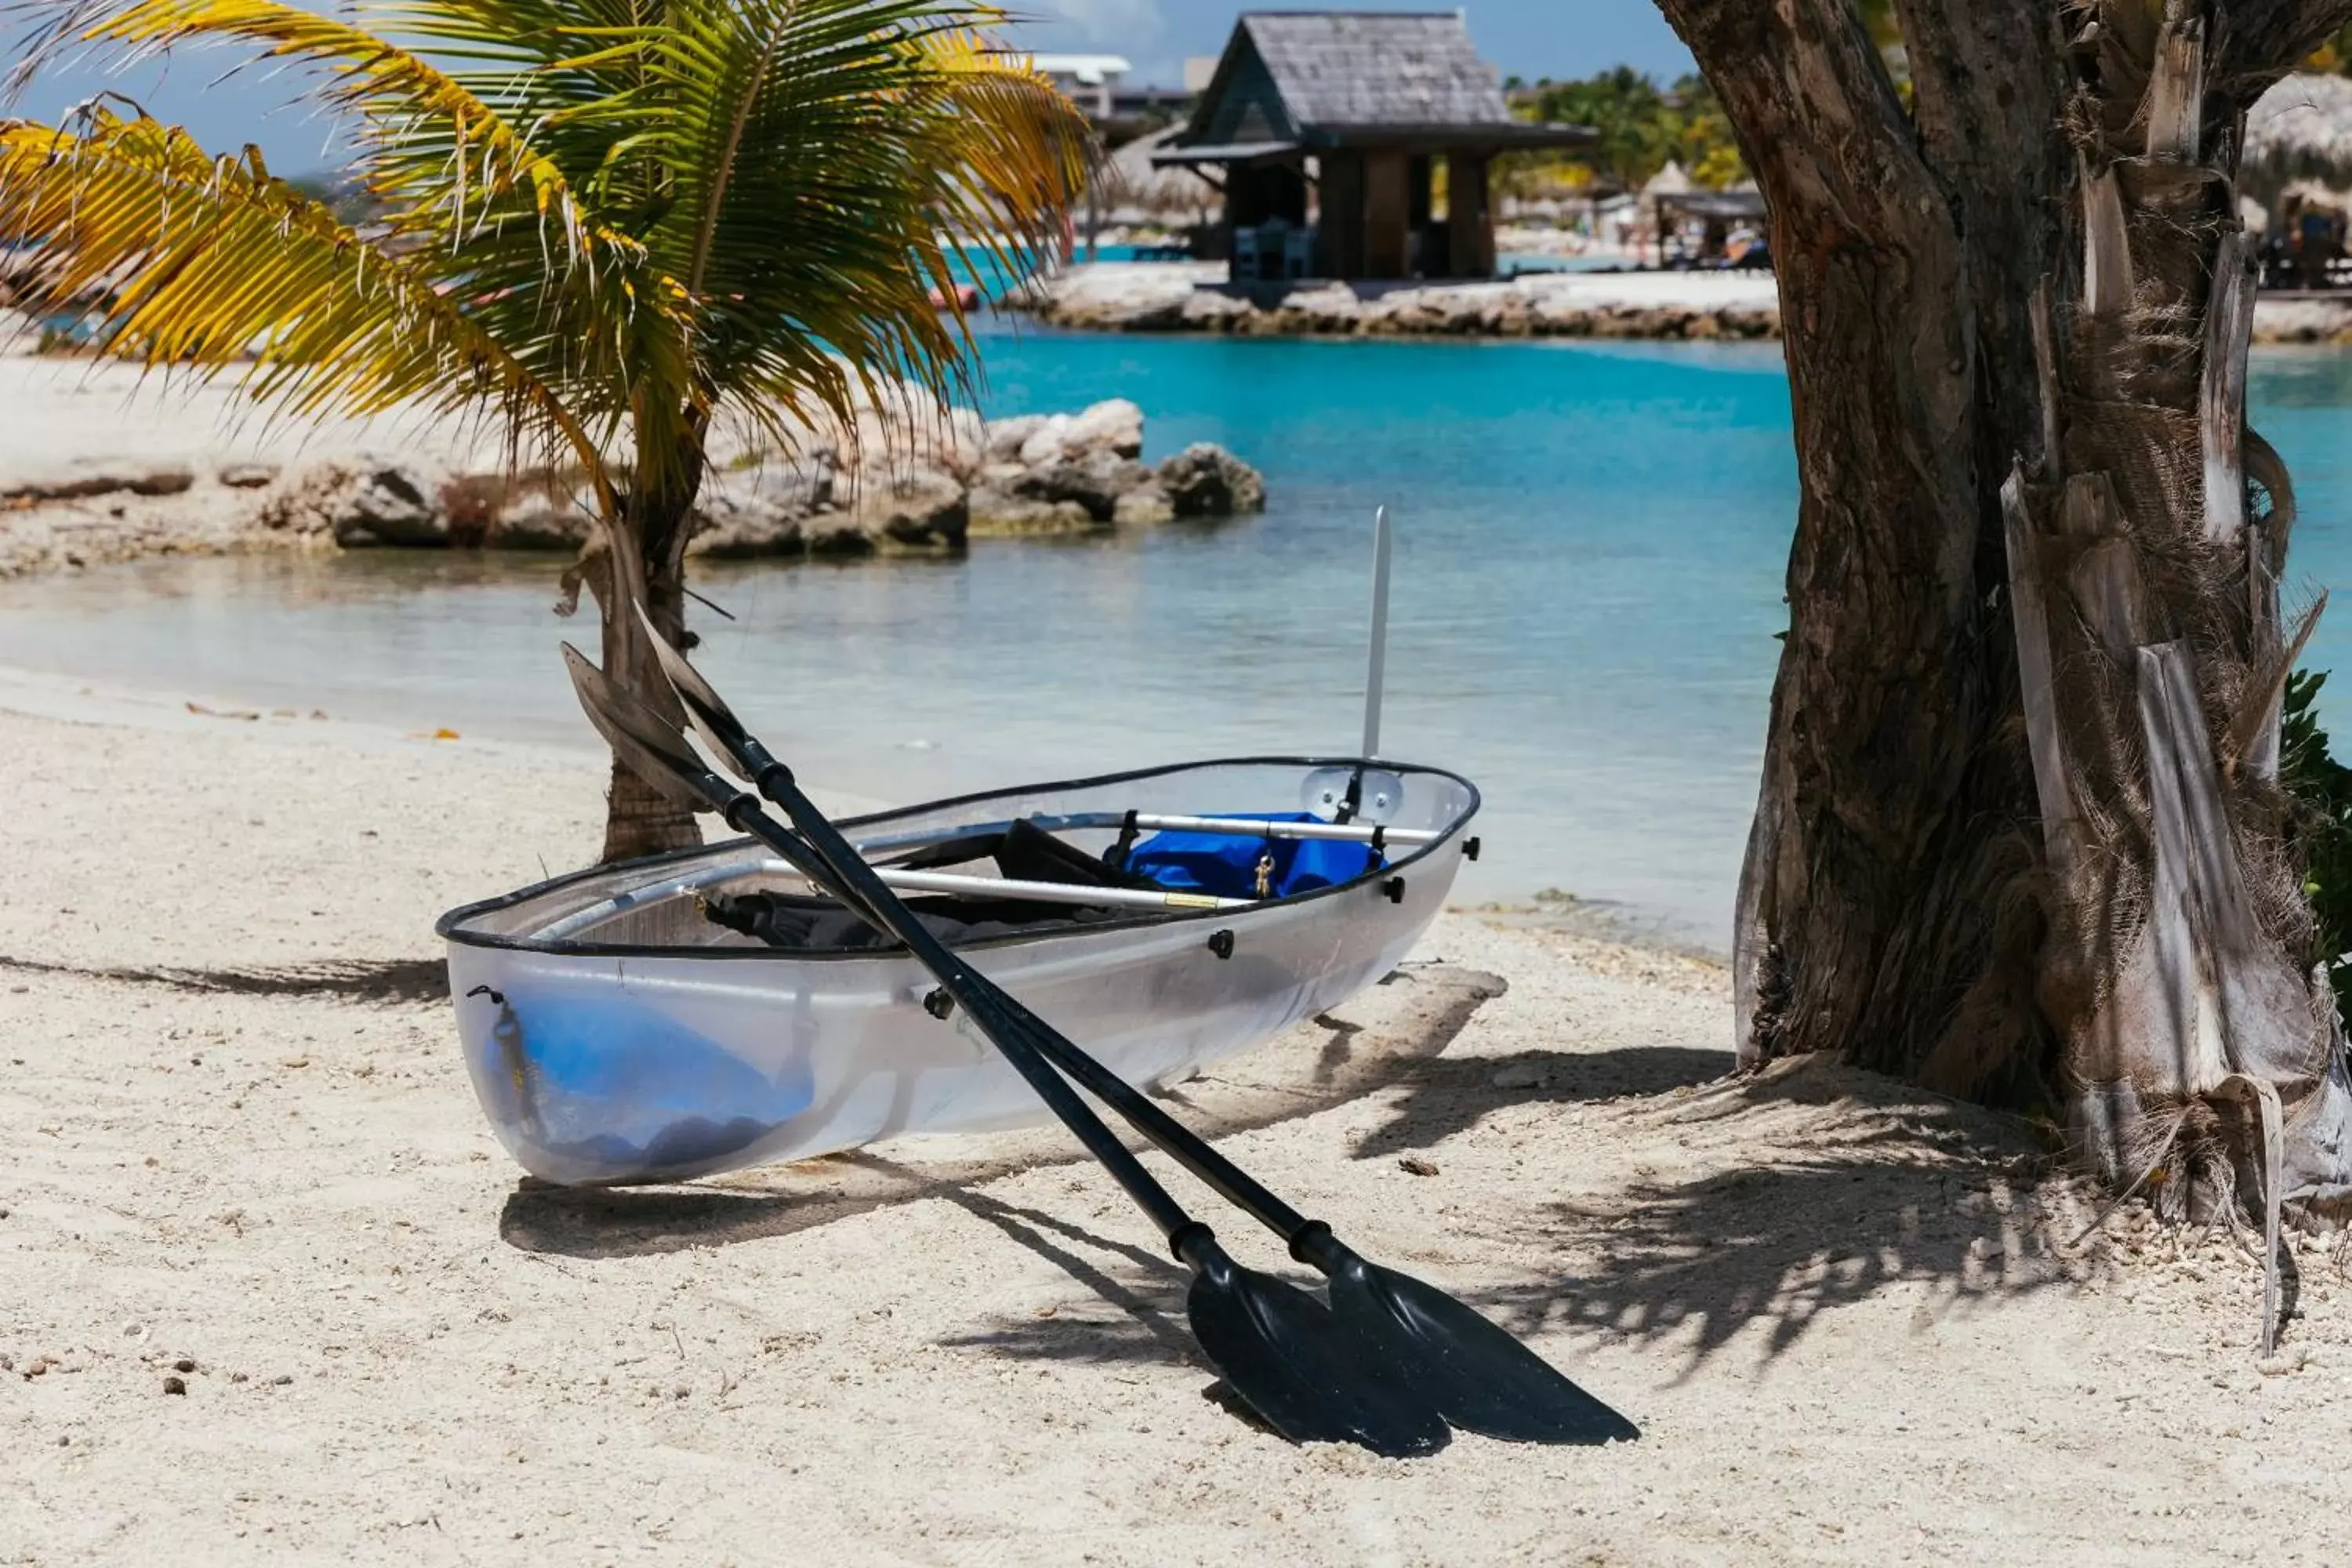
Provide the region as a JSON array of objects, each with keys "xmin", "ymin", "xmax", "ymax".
[
  {"xmin": 1458, "ymin": 1059, "xmax": 2079, "ymax": 1371},
  {"xmin": 901, "ymin": 1058, "xmax": 2082, "ymax": 1377},
  {"xmin": 1, "ymin": 952, "xmax": 447, "ymax": 1004},
  {"xmin": 496, "ymin": 964, "xmax": 2084, "ymax": 1375},
  {"xmin": 1348, "ymin": 1044, "xmax": 1731, "ymax": 1157}
]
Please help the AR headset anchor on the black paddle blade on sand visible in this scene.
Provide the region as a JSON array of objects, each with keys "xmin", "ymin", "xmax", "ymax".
[
  {"xmin": 1297, "ymin": 1226, "xmax": 1639, "ymax": 1444},
  {"xmin": 1178, "ymin": 1231, "xmax": 1450, "ymax": 1457}
]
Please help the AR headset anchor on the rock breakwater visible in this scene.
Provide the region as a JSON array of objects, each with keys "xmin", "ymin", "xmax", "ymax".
[
  {"xmin": 0, "ymin": 332, "xmax": 1264, "ymax": 579},
  {"xmin": 1011, "ymin": 261, "xmax": 2352, "ymax": 344}
]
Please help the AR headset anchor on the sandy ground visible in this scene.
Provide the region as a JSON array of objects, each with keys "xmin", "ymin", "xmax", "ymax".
[{"xmin": 6, "ymin": 669, "xmax": 2352, "ymax": 1566}]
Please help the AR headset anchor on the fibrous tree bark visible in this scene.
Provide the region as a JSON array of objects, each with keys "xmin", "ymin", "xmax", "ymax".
[
  {"xmin": 586, "ymin": 423, "xmax": 712, "ymax": 866},
  {"xmin": 1657, "ymin": 0, "xmax": 2352, "ymax": 1222}
]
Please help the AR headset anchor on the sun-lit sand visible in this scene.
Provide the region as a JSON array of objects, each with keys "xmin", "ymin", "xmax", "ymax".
[{"xmin": 6, "ymin": 665, "xmax": 2351, "ymax": 1565}]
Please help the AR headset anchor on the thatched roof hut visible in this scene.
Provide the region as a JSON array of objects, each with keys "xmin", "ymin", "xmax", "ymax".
[
  {"xmin": 1152, "ymin": 11, "xmax": 1591, "ymax": 281},
  {"xmin": 1103, "ymin": 127, "xmax": 1219, "ymax": 223},
  {"xmin": 1640, "ymin": 161, "xmax": 1693, "ymax": 201},
  {"xmin": 2242, "ymin": 73, "xmax": 2352, "ymax": 209}
]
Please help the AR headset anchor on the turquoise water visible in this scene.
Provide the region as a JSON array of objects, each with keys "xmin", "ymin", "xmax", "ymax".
[{"xmin": 5, "ymin": 332, "xmax": 2348, "ymax": 946}]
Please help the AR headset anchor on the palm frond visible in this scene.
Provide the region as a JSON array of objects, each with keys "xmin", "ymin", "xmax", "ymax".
[
  {"xmin": 6, "ymin": 0, "xmax": 1091, "ymax": 520},
  {"xmin": 633, "ymin": 3, "xmax": 1091, "ymax": 457},
  {"xmin": 29, "ymin": 0, "xmax": 635, "ymax": 260},
  {"xmin": 0, "ymin": 109, "xmax": 612, "ymax": 506}
]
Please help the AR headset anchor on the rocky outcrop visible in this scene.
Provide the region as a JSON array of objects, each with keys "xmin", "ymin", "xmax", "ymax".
[
  {"xmin": 840, "ymin": 467, "xmax": 967, "ymax": 553},
  {"xmin": 0, "ymin": 390, "xmax": 1265, "ymax": 576},
  {"xmin": 1007, "ymin": 450, "xmax": 1155, "ymax": 521},
  {"xmin": 2250, "ymin": 295, "xmax": 2352, "ymax": 344},
  {"xmin": 0, "ymin": 463, "xmax": 195, "ymax": 502},
  {"xmin": 255, "ymin": 456, "xmax": 451, "ymax": 546},
  {"xmin": 1008, "ymin": 262, "xmax": 1788, "ymax": 340},
  {"xmin": 1157, "ymin": 444, "xmax": 1266, "ymax": 517}
]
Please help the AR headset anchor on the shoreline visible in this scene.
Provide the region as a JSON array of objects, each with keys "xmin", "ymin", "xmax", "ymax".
[
  {"xmin": 1006, "ymin": 261, "xmax": 2352, "ymax": 344},
  {"xmin": 0, "ymin": 655, "xmax": 1719, "ymax": 950},
  {"xmin": 8, "ymin": 684, "xmax": 2349, "ymax": 1564}
]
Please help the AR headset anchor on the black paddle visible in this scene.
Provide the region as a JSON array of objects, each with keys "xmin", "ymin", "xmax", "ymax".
[
  {"xmin": 561, "ymin": 644, "xmax": 1449, "ymax": 1457},
  {"xmin": 632, "ymin": 619, "xmax": 1639, "ymax": 1447}
]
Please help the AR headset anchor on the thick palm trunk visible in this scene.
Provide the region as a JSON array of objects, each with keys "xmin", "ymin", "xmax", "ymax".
[{"xmin": 1664, "ymin": 0, "xmax": 2352, "ymax": 1216}]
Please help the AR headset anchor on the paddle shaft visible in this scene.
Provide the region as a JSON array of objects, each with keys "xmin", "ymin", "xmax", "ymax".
[
  {"xmin": 728, "ymin": 747, "xmax": 1319, "ymax": 1250},
  {"xmin": 615, "ymin": 631, "xmax": 1636, "ymax": 1448},
  {"xmin": 699, "ymin": 784, "xmax": 1216, "ymax": 1250}
]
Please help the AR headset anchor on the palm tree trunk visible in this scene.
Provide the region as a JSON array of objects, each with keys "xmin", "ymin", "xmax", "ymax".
[
  {"xmin": 1662, "ymin": 0, "xmax": 2352, "ymax": 1217},
  {"xmin": 596, "ymin": 437, "xmax": 709, "ymax": 865}
]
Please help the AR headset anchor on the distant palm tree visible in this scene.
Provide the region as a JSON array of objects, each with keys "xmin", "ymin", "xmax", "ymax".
[{"xmin": 2, "ymin": 1, "xmax": 1088, "ymax": 859}]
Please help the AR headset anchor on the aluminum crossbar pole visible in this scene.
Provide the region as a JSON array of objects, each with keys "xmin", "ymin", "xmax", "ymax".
[{"xmin": 1363, "ymin": 504, "xmax": 1393, "ymax": 759}]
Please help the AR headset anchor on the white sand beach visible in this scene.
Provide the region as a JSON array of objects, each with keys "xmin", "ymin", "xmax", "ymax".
[{"xmin": 5, "ymin": 666, "xmax": 2351, "ymax": 1566}]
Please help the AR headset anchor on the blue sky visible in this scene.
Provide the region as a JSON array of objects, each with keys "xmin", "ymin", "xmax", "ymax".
[
  {"xmin": 1018, "ymin": 2, "xmax": 1693, "ymax": 89},
  {"xmin": 7, "ymin": 2, "xmax": 1695, "ymax": 176}
]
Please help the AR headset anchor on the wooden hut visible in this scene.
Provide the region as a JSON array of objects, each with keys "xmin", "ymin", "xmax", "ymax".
[
  {"xmin": 1152, "ymin": 12, "xmax": 1591, "ymax": 284},
  {"xmin": 2243, "ymin": 73, "xmax": 2352, "ymax": 289}
]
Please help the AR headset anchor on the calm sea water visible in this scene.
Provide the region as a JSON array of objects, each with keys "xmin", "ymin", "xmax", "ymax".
[{"xmin": 6, "ymin": 330, "xmax": 2350, "ymax": 947}]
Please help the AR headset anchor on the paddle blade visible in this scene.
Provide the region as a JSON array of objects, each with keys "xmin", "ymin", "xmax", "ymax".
[
  {"xmin": 1181, "ymin": 1236, "xmax": 1448, "ymax": 1457},
  {"xmin": 633, "ymin": 601, "xmax": 756, "ymax": 779},
  {"xmin": 1316, "ymin": 1241, "xmax": 1638, "ymax": 1445},
  {"xmin": 561, "ymin": 644, "xmax": 720, "ymax": 814}
]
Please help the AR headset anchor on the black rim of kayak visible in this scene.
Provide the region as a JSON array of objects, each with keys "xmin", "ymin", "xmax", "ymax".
[{"xmin": 434, "ymin": 753, "xmax": 1479, "ymax": 963}]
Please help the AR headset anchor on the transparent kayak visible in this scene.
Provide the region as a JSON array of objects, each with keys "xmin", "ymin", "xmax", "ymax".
[{"xmin": 437, "ymin": 757, "xmax": 1479, "ymax": 1186}]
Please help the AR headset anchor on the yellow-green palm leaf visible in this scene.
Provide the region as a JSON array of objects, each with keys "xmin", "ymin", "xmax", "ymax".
[
  {"xmin": 5, "ymin": 0, "xmax": 1092, "ymax": 858},
  {"xmin": 0, "ymin": 110, "xmax": 615, "ymax": 501}
]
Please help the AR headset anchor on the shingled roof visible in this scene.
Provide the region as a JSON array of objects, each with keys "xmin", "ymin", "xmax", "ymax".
[
  {"xmin": 1160, "ymin": 10, "xmax": 1589, "ymax": 164},
  {"xmin": 1237, "ymin": 11, "xmax": 1512, "ymax": 130}
]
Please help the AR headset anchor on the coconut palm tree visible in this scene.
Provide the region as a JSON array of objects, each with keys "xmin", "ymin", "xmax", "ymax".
[{"xmin": 1, "ymin": 0, "xmax": 1089, "ymax": 859}]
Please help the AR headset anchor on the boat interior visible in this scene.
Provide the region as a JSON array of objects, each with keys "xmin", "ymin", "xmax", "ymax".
[{"xmin": 440, "ymin": 760, "xmax": 1472, "ymax": 957}]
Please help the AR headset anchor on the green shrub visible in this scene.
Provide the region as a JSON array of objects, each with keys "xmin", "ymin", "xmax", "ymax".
[{"xmin": 2281, "ymin": 670, "xmax": 2352, "ymax": 1022}]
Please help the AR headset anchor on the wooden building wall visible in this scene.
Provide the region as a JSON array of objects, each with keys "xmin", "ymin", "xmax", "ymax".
[
  {"xmin": 1362, "ymin": 149, "xmax": 1410, "ymax": 279},
  {"xmin": 1319, "ymin": 151, "xmax": 1366, "ymax": 279},
  {"xmin": 1446, "ymin": 152, "xmax": 1494, "ymax": 279}
]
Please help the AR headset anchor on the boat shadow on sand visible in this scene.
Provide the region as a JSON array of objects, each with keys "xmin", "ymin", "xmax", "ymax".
[{"xmin": 498, "ymin": 968, "xmax": 2106, "ymax": 1376}]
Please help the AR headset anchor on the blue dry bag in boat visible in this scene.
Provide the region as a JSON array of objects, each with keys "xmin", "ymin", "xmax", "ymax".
[
  {"xmin": 1122, "ymin": 813, "xmax": 1381, "ymax": 900},
  {"xmin": 479, "ymin": 985, "xmax": 815, "ymax": 1176}
]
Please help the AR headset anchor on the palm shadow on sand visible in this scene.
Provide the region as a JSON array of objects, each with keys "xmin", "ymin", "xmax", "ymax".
[
  {"xmin": 1456, "ymin": 1059, "xmax": 2091, "ymax": 1373},
  {"xmin": 916, "ymin": 1059, "xmax": 2094, "ymax": 1377},
  {"xmin": 1, "ymin": 952, "xmax": 448, "ymax": 1004}
]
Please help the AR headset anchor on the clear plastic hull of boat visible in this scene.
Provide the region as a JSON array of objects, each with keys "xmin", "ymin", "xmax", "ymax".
[{"xmin": 437, "ymin": 758, "xmax": 1477, "ymax": 1186}]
